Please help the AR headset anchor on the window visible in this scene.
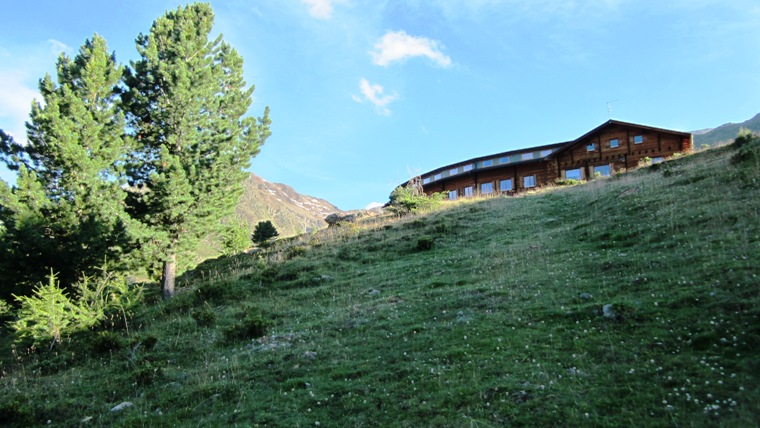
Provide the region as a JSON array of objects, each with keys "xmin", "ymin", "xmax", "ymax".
[
  {"xmin": 464, "ymin": 186, "xmax": 473, "ymax": 197},
  {"xmin": 500, "ymin": 156, "xmax": 510, "ymax": 164},
  {"xmin": 448, "ymin": 190, "xmax": 457, "ymax": 200},
  {"xmin": 481, "ymin": 182, "xmax": 493, "ymax": 194},
  {"xmin": 587, "ymin": 143, "xmax": 595, "ymax": 151},
  {"xmin": 540, "ymin": 149, "xmax": 553, "ymax": 157},
  {"xmin": 434, "ymin": 173, "xmax": 442, "ymax": 181},
  {"xmin": 482, "ymin": 159, "xmax": 493, "ymax": 167},
  {"xmin": 463, "ymin": 164, "xmax": 474, "ymax": 172},
  {"xmin": 565, "ymin": 168, "xmax": 582, "ymax": 180},
  {"xmin": 634, "ymin": 135, "xmax": 643, "ymax": 144},
  {"xmin": 593, "ymin": 165, "xmax": 611, "ymax": 177},
  {"xmin": 500, "ymin": 179, "xmax": 513, "ymax": 192},
  {"xmin": 609, "ymin": 139, "xmax": 619, "ymax": 148},
  {"xmin": 522, "ymin": 152, "xmax": 534, "ymax": 160},
  {"xmin": 450, "ymin": 168, "xmax": 459, "ymax": 176},
  {"xmin": 423, "ymin": 177, "xmax": 430, "ymax": 184},
  {"xmin": 523, "ymin": 175, "xmax": 536, "ymax": 188}
]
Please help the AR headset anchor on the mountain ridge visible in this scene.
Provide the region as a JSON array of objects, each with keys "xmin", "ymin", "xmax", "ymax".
[
  {"xmin": 692, "ymin": 112, "xmax": 760, "ymax": 146},
  {"xmin": 234, "ymin": 173, "xmax": 342, "ymax": 238}
]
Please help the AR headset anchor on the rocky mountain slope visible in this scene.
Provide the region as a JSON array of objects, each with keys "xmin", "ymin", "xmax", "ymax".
[
  {"xmin": 234, "ymin": 173, "xmax": 341, "ymax": 237},
  {"xmin": 693, "ymin": 112, "xmax": 760, "ymax": 147}
]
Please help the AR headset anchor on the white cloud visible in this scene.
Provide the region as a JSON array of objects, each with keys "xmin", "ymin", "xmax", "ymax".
[
  {"xmin": 352, "ymin": 78, "xmax": 398, "ymax": 115},
  {"xmin": 365, "ymin": 201, "xmax": 384, "ymax": 209},
  {"xmin": 301, "ymin": 0, "xmax": 343, "ymax": 19},
  {"xmin": 47, "ymin": 39, "xmax": 72, "ymax": 56},
  {"xmin": 0, "ymin": 70, "xmax": 38, "ymax": 146},
  {"xmin": 370, "ymin": 30, "xmax": 452, "ymax": 67}
]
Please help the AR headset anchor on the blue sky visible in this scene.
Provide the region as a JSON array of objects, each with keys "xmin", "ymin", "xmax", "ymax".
[{"xmin": 1, "ymin": 0, "xmax": 759, "ymax": 210}]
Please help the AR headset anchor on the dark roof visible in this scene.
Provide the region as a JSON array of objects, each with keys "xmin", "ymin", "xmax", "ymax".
[
  {"xmin": 549, "ymin": 119, "xmax": 692, "ymax": 157},
  {"xmin": 403, "ymin": 119, "xmax": 691, "ymax": 189}
]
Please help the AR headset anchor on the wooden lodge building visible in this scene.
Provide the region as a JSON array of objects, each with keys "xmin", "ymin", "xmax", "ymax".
[{"xmin": 413, "ymin": 120, "xmax": 692, "ymax": 200}]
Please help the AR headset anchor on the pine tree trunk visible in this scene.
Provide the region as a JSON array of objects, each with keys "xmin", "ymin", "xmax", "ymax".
[{"xmin": 161, "ymin": 253, "xmax": 177, "ymax": 299}]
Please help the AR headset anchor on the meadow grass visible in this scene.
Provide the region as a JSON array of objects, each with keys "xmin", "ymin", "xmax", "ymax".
[{"xmin": 0, "ymin": 142, "xmax": 758, "ymax": 426}]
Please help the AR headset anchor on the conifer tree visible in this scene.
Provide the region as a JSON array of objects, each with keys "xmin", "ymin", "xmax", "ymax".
[
  {"xmin": 0, "ymin": 35, "xmax": 133, "ymax": 299},
  {"xmin": 252, "ymin": 220, "xmax": 279, "ymax": 246},
  {"xmin": 123, "ymin": 3, "xmax": 271, "ymax": 298}
]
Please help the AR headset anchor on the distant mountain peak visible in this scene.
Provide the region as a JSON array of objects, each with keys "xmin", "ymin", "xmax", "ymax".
[{"xmin": 235, "ymin": 173, "xmax": 342, "ymax": 237}]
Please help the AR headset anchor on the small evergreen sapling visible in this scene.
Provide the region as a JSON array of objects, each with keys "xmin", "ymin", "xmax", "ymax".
[
  {"xmin": 12, "ymin": 270, "xmax": 142, "ymax": 349},
  {"xmin": 252, "ymin": 220, "xmax": 279, "ymax": 247}
]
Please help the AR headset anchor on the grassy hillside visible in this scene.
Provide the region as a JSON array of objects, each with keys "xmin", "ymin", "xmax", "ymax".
[{"xmin": 1, "ymin": 141, "xmax": 758, "ymax": 427}]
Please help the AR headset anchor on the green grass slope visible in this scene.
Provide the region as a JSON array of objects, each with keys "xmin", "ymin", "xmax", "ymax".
[{"xmin": 1, "ymin": 141, "xmax": 759, "ymax": 427}]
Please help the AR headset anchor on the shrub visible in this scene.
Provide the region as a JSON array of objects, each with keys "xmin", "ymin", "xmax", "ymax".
[
  {"xmin": 555, "ymin": 178, "xmax": 582, "ymax": 186},
  {"xmin": 286, "ymin": 245, "xmax": 307, "ymax": 260},
  {"xmin": 223, "ymin": 309, "xmax": 270, "ymax": 342},
  {"xmin": 388, "ymin": 180, "xmax": 446, "ymax": 216},
  {"xmin": 731, "ymin": 128, "xmax": 760, "ymax": 165},
  {"xmin": 195, "ymin": 281, "xmax": 227, "ymax": 303},
  {"xmin": 89, "ymin": 331, "xmax": 125, "ymax": 354},
  {"xmin": 191, "ymin": 306, "xmax": 216, "ymax": 327},
  {"xmin": 132, "ymin": 361, "xmax": 163, "ymax": 386},
  {"xmin": 416, "ymin": 236, "xmax": 435, "ymax": 251}
]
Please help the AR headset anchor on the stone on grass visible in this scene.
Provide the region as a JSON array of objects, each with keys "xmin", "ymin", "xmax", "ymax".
[
  {"xmin": 110, "ymin": 402, "xmax": 134, "ymax": 412},
  {"xmin": 579, "ymin": 293, "xmax": 592, "ymax": 300},
  {"xmin": 603, "ymin": 304, "xmax": 616, "ymax": 319}
]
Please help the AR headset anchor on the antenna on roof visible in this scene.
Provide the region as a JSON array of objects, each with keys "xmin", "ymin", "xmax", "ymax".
[{"xmin": 606, "ymin": 100, "xmax": 618, "ymax": 118}]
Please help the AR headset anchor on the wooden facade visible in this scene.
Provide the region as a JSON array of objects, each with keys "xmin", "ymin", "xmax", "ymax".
[{"xmin": 414, "ymin": 120, "xmax": 692, "ymax": 199}]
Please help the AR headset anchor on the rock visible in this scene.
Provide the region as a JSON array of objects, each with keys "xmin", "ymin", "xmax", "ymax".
[
  {"xmin": 325, "ymin": 208, "xmax": 384, "ymax": 227},
  {"xmin": 603, "ymin": 304, "xmax": 616, "ymax": 319},
  {"xmin": 110, "ymin": 402, "xmax": 134, "ymax": 412},
  {"xmin": 579, "ymin": 293, "xmax": 592, "ymax": 300},
  {"xmin": 368, "ymin": 289, "xmax": 381, "ymax": 296}
]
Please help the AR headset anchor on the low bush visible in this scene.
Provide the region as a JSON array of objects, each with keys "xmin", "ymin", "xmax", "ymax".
[
  {"xmin": 89, "ymin": 331, "xmax": 125, "ymax": 354},
  {"xmin": 731, "ymin": 128, "xmax": 760, "ymax": 165},
  {"xmin": 191, "ymin": 306, "xmax": 216, "ymax": 327},
  {"xmin": 555, "ymin": 178, "xmax": 583, "ymax": 186},
  {"xmin": 223, "ymin": 308, "xmax": 270, "ymax": 342},
  {"xmin": 388, "ymin": 180, "xmax": 446, "ymax": 216},
  {"xmin": 416, "ymin": 236, "xmax": 435, "ymax": 251}
]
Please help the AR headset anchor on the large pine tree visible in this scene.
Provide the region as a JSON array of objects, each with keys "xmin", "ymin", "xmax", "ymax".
[
  {"xmin": 0, "ymin": 35, "xmax": 134, "ymax": 299},
  {"xmin": 123, "ymin": 3, "xmax": 271, "ymax": 298}
]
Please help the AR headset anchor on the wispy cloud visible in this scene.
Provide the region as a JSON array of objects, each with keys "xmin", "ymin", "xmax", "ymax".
[
  {"xmin": 301, "ymin": 0, "xmax": 344, "ymax": 20},
  {"xmin": 370, "ymin": 30, "xmax": 452, "ymax": 67},
  {"xmin": 352, "ymin": 78, "xmax": 398, "ymax": 115},
  {"xmin": 0, "ymin": 40, "xmax": 66, "ymax": 147},
  {"xmin": 47, "ymin": 39, "xmax": 72, "ymax": 56},
  {"xmin": 0, "ymin": 71, "xmax": 38, "ymax": 146}
]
